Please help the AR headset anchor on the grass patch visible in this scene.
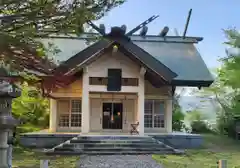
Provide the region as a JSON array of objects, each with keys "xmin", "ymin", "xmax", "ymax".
[
  {"xmin": 153, "ymin": 134, "xmax": 240, "ymax": 168},
  {"xmin": 13, "ymin": 146, "xmax": 79, "ymax": 168}
]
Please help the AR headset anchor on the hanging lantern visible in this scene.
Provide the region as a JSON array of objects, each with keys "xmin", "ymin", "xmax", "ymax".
[{"xmin": 112, "ymin": 45, "xmax": 118, "ymax": 53}]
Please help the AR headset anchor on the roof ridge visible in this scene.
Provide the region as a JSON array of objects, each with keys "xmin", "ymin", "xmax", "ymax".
[{"xmin": 41, "ymin": 33, "xmax": 203, "ymax": 43}]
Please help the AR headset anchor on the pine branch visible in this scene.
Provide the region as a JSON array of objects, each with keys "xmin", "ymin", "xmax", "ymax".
[{"xmin": 0, "ymin": 0, "xmax": 126, "ymax": 87}]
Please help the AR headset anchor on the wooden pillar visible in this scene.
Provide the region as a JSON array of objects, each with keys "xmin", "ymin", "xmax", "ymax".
[
  {"xmin": 81, "ymin": 67, "xmax": 90, "ymax": 134},
  {"xmin": 49, "ymin": 99, "xmax": 57, "ymax": 132},
  {"xmin": 166, "ymin": 99, "xmax": 173, "ymax": 133},
  {"xmin": 138, "ymin": 67, "xmax": 146, "ymax": 136}
]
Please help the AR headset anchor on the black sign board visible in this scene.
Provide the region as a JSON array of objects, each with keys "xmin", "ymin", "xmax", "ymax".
[{"xmin": 107, "ymin": 69, "xmax": 122, "ymax": 91}]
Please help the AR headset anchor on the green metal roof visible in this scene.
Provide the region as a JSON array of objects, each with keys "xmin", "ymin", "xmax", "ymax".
[
  {"xmin": 41, "ymin": 33, "xmax": 213, "ymax": 85},
  {"xmin": 134, "ymin": 41, "xmax": 213, "ymax": 82}
]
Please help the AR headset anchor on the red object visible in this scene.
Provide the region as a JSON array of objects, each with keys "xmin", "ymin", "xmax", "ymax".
[{"xmin": 39, "ymin": 74, "xmax": 78, "ymax": 98}]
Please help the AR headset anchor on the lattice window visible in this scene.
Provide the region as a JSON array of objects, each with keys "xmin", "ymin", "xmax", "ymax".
[
  {"xmin": 58, "ymin": 100, "xmax": 70, "ymax": 127},
  {"xmin": 144, "ymin": 100, "xmax": 165, "ymax": 128},
  {"xmin": 59, "ymin": 114, "xmax": 69, "ymax": 127},
  {"xmin": 144, "ymin": 100, "xmax": 153, "ymax": 128},
  {"xmin": 71, "ymin": 100, "xmax": 82, "ymax": 127},
  {"xmin": 58, "ymin": 99, "xmax": 82, "ymax": 127},
  {"xmin": 153, "ymin": 100, "xmax": 165, "ymax": 128}
]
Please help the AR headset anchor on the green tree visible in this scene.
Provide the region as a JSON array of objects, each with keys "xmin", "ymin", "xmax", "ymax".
[
  {"xmin": 0, "ymin": 0, "xmax": 125, "ymax": 74},
  {"xmin": 195, "ymin": 29, "xmax": 240, "ymax": 136},
  {"xmin": 12, "ymin": 82, "xmax": 49, "ymax": 132},
  {"xmin": 215, "ymin": 29, "xmax": 240, "ymax": 136}
]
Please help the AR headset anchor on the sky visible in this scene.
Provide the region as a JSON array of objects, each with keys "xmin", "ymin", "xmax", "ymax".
[{"xmin": 96, "ymin": 0, "xmax": 240, "ymax": 69}]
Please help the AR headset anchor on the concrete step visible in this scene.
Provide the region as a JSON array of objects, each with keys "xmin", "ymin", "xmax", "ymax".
[
  {"xmin": 46, "ymin": 150, "xmax": 177, "ymax": 156},
  {"xmin": 83, "ymin": 147, "xmax": 172, "ymax": 152},
  {"xmin": 45, "ymin": 136, "xmax": 180, "ymax": 156},
  {"xmin": 77, "ymin": 136, "xmax": 151, "ymax": 140},
  {"xmin": 54, "ymin": 146, "xmax": 172, "ymax": 152},
  {"xmin": 70, "ymin": 139, "xmax": 155, "ymax": 144},
  {"xmin": 62, "ymin": 143, "xmax": 166, "ymax": 148}
]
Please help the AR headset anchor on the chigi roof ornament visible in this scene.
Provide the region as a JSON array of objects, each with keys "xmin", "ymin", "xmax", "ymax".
[
  {"xmin": 85, "ymin": 8, "xmax": 193, "ymax": 39},
  {"xmin": 86, "ymin": 15, "xmax": 159, "ymax": 38},
  {"xmin": 99, "ymin": 24, "xmax": 106, "ymax": 35},
  {"xmin": 159, "ymin": 26, "xmax": 169, "ymax": 37},
  {"xmin": 120, "ymin": 25, "xmax": 127, "ymax": 34},
  {"xmin": 140, "ymin": 26, "xmax": 148, "ymax": 36}
]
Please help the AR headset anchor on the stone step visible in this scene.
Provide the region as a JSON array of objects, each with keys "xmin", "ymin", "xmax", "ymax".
[
  {"xmin": 77, "ymin": 136, "xmax": 151, "ymax": 140},
  {"xmin": 45, "ymin": 136, "xmax": 180, "ymax": 156},
  {"xmin": 46, "ymin": 150, "xmax": 176, "ymax": 156},
  {"xmin": 54, "ymin": 146, "xmax": 172, "ymax": 152},
  {"xmin": 83, "ymin": 147, "xmax": 172, "ymax": 152},
  {"xmin": 70, "ymin": 139, "xmax": 155, "ymax": 144},
  {"xmin": 62, "ymin": 143, "xmax": 166, "ymax": 148}
]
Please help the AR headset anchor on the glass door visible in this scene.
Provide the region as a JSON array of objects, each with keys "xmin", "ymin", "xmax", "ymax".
[{"xmin": 102, "ymin": 102, "xmax": 123, "ymax": 129}]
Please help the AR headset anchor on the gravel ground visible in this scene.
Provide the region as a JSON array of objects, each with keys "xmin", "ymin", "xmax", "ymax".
[{"xmin": 77, "ymin": 155, "xmax": 163, "ymax": 168}]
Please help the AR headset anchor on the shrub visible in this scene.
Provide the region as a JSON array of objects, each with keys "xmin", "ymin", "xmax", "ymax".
[
  {"xmin": 172, "ymin": 108, "xmax": 186, "ymax": 131},
  {"xmin": 191, "ymin": 120, "xmax": 212, "ymax": 133},
  {"xmin": 186, "ymin": 110, "xmax": 213, "ymax": 133}
]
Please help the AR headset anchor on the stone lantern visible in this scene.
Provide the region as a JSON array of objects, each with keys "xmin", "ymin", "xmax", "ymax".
[{"xmin": 0, "ymin": 68, "xmax": 21, "ymax": 168}]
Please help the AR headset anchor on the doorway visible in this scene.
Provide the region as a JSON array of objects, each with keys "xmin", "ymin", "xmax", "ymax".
[{"xmin": 102, "ymin": 102, "xmax": 123, "ymax": 129}]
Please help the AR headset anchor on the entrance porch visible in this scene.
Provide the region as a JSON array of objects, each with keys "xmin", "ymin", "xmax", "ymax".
[
  {"xmin": 49, "ymin": 92, "xmax": 172, "ymax": 135},
  {"xmin": 50, "ymin": 92, "xmax": 145, "ymax": 135},
  {"xmin": 89, "ymin": 93, "xmax": 138, "ymax": 134},
  {"xmin": 49, "ymin": 90, "xmax": 173, "ymax": 135}
]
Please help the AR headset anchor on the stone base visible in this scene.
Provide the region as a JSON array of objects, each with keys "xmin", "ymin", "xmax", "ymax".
[
  {"xmin": 149, "ymin": 132, "xmax": 203, "ymax": 149},
  {"xmin": 19, "ymin": 131, "xmax": 203, "ymax": 149},
  {"xmin": 19, "ymin": 133, "xmax": 76, "ymax": 149}
]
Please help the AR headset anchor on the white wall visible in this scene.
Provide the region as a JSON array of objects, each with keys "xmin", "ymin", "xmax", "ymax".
[
  {"xmin": 88, "ymin": 51, "xmax": 140, "ymax": 78},
  {"xmin": 87, "ymin": 51, "xmax": 141, "ymax": 93}
]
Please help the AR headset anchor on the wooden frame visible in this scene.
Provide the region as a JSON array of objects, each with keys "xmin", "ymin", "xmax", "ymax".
[
  {"xmin": 144, "ymin": 99, "xmax": 166, "ymax": 129},
  {"xmin": 57, "ymin": 98, "xmax": 82, "ymax": 129},
  {"xmin": 89, "ymin": 77, "xmax": 108, "ymax": 85},
  {"xmin": 89, "ymin": 77, "xmax": 139, "ymax": 86}
]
